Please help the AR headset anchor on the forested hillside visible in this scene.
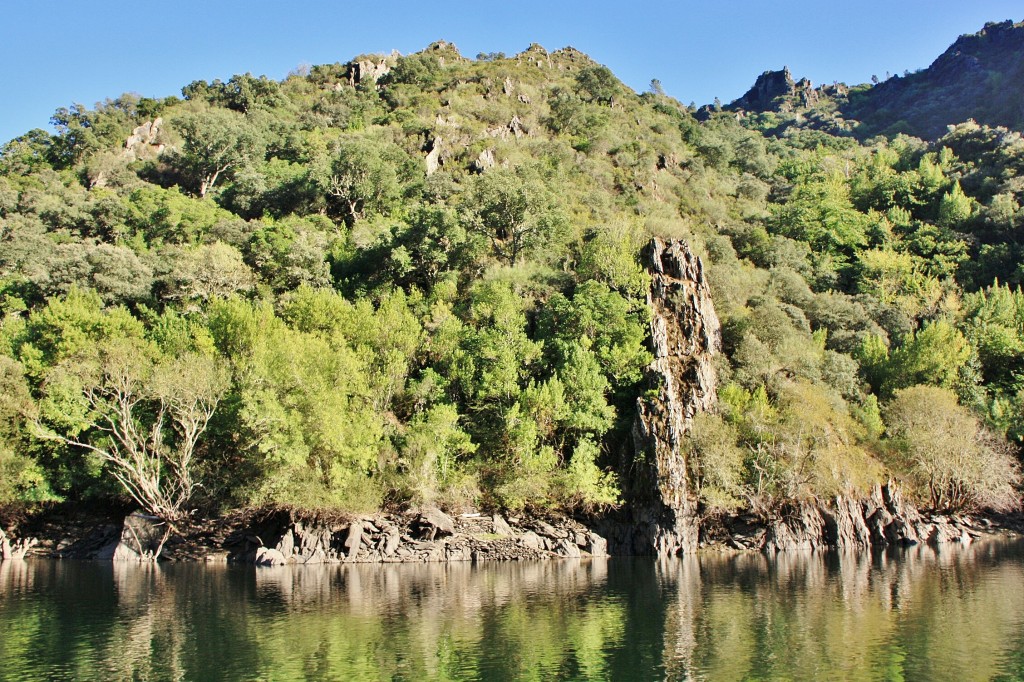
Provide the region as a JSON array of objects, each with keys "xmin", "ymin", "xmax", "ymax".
[{"xmin": 2, "ymin": 33, "xmax": 1023, "ymax": 522}]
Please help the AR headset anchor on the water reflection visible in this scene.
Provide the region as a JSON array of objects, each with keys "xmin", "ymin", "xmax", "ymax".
[{"xmin": 2, "ymin": 541, "xmax": 1024, "ymax": 680}]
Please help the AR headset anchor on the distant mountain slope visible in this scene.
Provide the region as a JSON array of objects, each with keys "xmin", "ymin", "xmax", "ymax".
[
  {"xmin": 847, "ymin": 20, "xmax": 1024, "ymax": 139},
  {"xmin": 726, "ymin": 20, "xmax": 1024, "ymax": 141}
]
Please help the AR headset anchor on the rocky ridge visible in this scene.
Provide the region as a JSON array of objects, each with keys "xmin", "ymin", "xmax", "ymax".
[
  {"xmin": 846, "ymin": 19, "xmax": 1024, "ymax": 139},
  {"xmin": 716, "ymin": 481, "xmax": 993, "ymax": 553}
]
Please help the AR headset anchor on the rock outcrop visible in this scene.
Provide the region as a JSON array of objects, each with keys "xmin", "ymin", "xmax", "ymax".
[
  {"xmin": 728, "ymin": 67, "xmax": 830, "ymax": 113},
  {"xmin": 608, "ymin": 238, "xmax": 721, "ymax": 556},
  {"xmin": 123, "ymin": 118, "xmax": 165, "ymax": 162},
  {"xmin": 845, "ymin": 20, "xmax": 1024, "ymax": 139},
  {"xmin": 222, "ymin": 509, "xmax": 608, "ymax": 565},
  {"xmin": 96, "ymin": 511, "xmax": 172, "ymax": 562},
  {"xmin": 759, "ymin": 481, "xmax": 983, "ymax": 552},
  {"xmin": 0, "ymin": 529, "xmax": 37, "ymax": 560},
  {"xmin": 346, "ymin": 53, "xmax": 397, "ymax": 87}
]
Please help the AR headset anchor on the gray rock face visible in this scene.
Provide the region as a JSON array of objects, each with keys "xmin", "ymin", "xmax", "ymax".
[
  {"xmin": 424, "ymin": 136, "xmax": 444, "ymax": 175},
  {"xmin": 123, "ymin": 118, "xmax": 165, "ymax": 162},
  {"xmin": 210, "ymin": 508, "xmax": 610, "ymax": 564},
  {"xmin": 346, "ymin": 53, "xmax": 396, "ymax": 87},
  {"xmin": 492, "ymin": 514, "xmax": 513, "ymax": 537},
  {"xmin": 0, "ymin": 529, "xmax": 37, "ymax": 561},
  {"xmin": 586, "ymin": 533, "xmax": 608, "ymax": 558},
  {"xmin": 615, "ymin": 239, "xmax": 721, "ymax": 556},
  {"xmin": 733, "ymin": 68, "xmax": 797, "ymax": 111},
  {"xmin": 108, "ymin": 512, "xmax": 170, "ymax": 562},
  {"xmin": 471, "ymin": 148, "xmax": 496, "ymax": 173},
  {"xmin": 254, "ymin": 547, "xmax": 287, "ymax": 566},
  {"xmin": 344, "ymin": 522, "xmax": 364, "ymax": 558},
  {"xmin": 761, "ymin": 481, "xmax": 981, "ymax": 552}
]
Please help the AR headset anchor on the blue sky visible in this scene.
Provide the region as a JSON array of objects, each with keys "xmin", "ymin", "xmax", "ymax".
[{"xmin": 1, "ymin": 1, "xmax": 1020, "ymax": 144}]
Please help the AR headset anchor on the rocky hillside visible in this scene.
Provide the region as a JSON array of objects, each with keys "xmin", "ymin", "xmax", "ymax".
[
  {"xmin": 1, "ymin": 31, "xmax": 1023, "ymax": 556},
  {"xmin": 848, "ymin": 20, "xmax": 1024, "ymax": 139},
  {"xmin": 727, "ymin": 20, "xmax": 1024, "ymax": 140}
]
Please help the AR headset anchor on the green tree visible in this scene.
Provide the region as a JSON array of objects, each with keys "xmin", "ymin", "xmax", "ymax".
[
  {"xmin": 171, "ymin": 108, "xmax": 268, "ymax": 197},
  {"xmin": 883, "ymin": 319, "xmax": 971, "ymax": 396},
  {"xmin": 316, "ymin": 137, "xmax": 412, "ymax": 224},
  {"xmin": 884, "ymin": 386, "xmax": 1020, "ymax": 511},
  {"xmin": 937, "ymin": 181, "xmax": 974, "ymax": 227},
  {"xmin": 460, "ymin": 166, "xmax": 568, "ymax": 266},
  {"xmin": 37, "ymin": 338, "xmax": 228, "ymax": 522}
]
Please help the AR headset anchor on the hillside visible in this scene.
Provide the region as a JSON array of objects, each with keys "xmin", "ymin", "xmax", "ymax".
[
  {"xmin": 847, "ymin": 19, "xmax": 1024, "ymax": 139},
  {"xmin": 1, "ymin": 33, "xmax": 1023, "ymax": 539},
  {"xmin": 726, "ymin": 19, "xmax": 1024, "ymax": 141}
]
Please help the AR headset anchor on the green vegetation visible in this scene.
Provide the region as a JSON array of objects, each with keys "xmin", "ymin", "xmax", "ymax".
[{"xmin": 1, "ymin": 38, "xmax": 1022, "ymax": 519}]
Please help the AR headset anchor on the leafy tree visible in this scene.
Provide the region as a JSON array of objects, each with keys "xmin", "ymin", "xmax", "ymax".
[
  {"xmin": 884, "ymin": 385, "xmax": 1019, "ymax": 511},
  {"xmin": 158, "ymin": 242, "xmax": 255, "ymax": 310},
  {"xmin": 460, "ymin": 166, "xmax": 568, "ymax": 266},
  {"xmin": 0, "ymin": 356, "xmax": 54, "ymax": 503},
  {"xmin": 171, "ymin": 108, "xmax": 268, "ymax": 197},
  {"xmin": 36, "ymin": 338, "xmax": 228, "ymax": 522},
  {"xmin": 575, "ymin": 66, "xmax": 620, "ymax": 105},
  {"xmin": 206, "ymin": 297, "xmax": 384, "ymax": 507},
  {"xmin": 883, "ymin": 319, "xmax": 971, "ymax": 396},
  {"xmin": 937, "ymin": 181, "xmax": 974, "ymax": 227},
  {"xmin": 316, "ymin": 137, "xmax": 413, "ymax": 224},
  {"xmin": 686, "ymin": 412, "xmax": 746, "ymax": 513}
]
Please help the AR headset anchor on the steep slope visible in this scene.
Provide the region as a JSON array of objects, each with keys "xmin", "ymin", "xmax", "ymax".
[
  {"xmin": 726, "ymin": 21, "xmax": 1024, "ymax": 141},
  {"xmin": 0, "ymin": 35, "xmax": 1022, "ymax": 553},
  {"xmin": 847, "ymin": 20, "xmax": 1024, "ymax": 139}
]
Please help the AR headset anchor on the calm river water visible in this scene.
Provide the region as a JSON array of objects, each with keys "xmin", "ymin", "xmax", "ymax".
[{"xmin": 3, "ymin": 539, "xmax": 1024, "ymax": 681}]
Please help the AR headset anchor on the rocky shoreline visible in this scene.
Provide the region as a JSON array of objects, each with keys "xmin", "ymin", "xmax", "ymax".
[{"xmin": 2, "ymin": 486, "xmax": 1021, "ymax": 565}]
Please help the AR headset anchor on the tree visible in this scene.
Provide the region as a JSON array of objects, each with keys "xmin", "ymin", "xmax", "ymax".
[
  {"xmin": 882, "ymin": 319, "xmax": 971, "ymax": 396},
  {"xmin": 575, "ymin": 66, "xmax": 620, "ymax": 105},
  {"xmin": 159, "ymin": 241, "xmax": 256, "ymax": 311},
  {"xmin": 171, "ymin": 108, "xmax": 267, "ymax": 197},
  {"xmin": 884, "ymin": 385, "xmax": 1020, "ymax": 511},
  {"xmin": 37, "ymin": 339, "xmax": 228, "ymax": 522},
  {"xmin": 316, "ymin": 138, "xmax": 408, "ymax": 224},
  {"xmin": 460, "ymin": 166, "xmax": 567, "ymax": 266},
  {"xmin": 937, "ymin": 181, "xmax": 974, "ymax": 227}
]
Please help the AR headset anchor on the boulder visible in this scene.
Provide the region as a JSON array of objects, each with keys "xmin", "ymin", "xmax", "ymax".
[
  {"xmin": 557, "ymin": 539, "xmax": 581, "ymax": 558},
  {"xmin": 586, "ymin": 533, "xmax": 608, "ymax": 558},
  {"xmin": 110, "ymin": 512, "xmax": 171, "ymax": 562},
  {"xmin": 472, "ymin": 148, "xmax": 496, "ymax": 173},
  {"xmin": 519, "ymin": 531, "xmax": 545, "ymax": 551},
  {"xmin": 492, "ymin": 514, "xmax": 514, "ymax": 537},
  {"xmin": 416, "ymin": 508, "xmax": 455, "ymax": 540},
  {"xmin": 381, "ymin": 527, "xmax": 401, "ymax": 557},
  {"xmin": 344, "ymin": 522, "xmax": 364, "ymax": 559},
  {"xmin": 255, "ymin": 547, "xmax": 288, "ymax": 566},
  {"xmin": 0, "ymin": 529, "xmax": 37, "ymax": 561}
]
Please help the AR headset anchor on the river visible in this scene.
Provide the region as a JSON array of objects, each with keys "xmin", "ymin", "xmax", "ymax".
[{"xmin": 2, "ymin": 539, "xmax": 1024, "ymax": 680}]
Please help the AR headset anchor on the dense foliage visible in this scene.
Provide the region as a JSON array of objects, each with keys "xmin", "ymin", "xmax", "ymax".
[{"xmin": 1, "ymin": 38, "xmax": 1022, "ymax": 517}]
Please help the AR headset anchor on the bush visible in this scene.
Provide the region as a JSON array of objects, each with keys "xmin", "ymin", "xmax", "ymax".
[{"xmin": 883, "ymin": 385, "xmax": 1020, "ymax": 512}]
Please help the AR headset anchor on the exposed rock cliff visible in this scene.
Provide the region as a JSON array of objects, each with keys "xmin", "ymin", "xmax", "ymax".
[
  {"xmin": 0, "ymin": 528, "xmax": 36, "ymax": 560},
  {"xmin": 122, "ymin": 118, "xmax": 165, "ymax": 162},
  {"xmin": 607, "ymin": 238, "xmax": 721, "ymax": 556},
  {"xmin": 228, "ymin": 509, "xmax": 608, "ymax": 564}
]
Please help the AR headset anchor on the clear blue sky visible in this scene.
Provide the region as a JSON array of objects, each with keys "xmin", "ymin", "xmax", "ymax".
[{"xmin": 1, "ymin": 1, "xmax": 1020, "ymax": 144}]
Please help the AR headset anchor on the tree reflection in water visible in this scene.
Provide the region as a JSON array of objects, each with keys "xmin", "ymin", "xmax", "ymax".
[{"xmin": 2, "ymin": 540, "xmax": 1024, "ymax": 680}]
